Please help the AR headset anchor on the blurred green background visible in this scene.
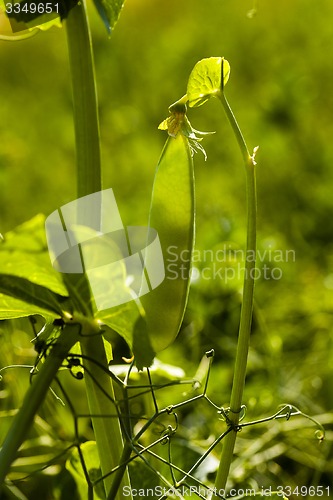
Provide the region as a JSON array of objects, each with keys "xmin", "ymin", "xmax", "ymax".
[{"xmin": 1, "ymin": 0, "xmax": 333, "ymax": 497}]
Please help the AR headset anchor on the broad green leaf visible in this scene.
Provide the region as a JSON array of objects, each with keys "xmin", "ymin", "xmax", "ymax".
[
  {"xmin": 97, "ymin": 301, "xmax": 138, "ymax": 349},
  {"xmin": 92, "ymin": 0, "xmax": 125, "ymax": 34},
  {"xmin": 187, "ymin": 57, "xmax": 230, "ymax": 108},
  {"xmin": 0, "ymin": 292, "xmax": 56, "ymax": 322},
  {"xmin": 0, "ymin": 216, "xmax": 70, "ymax": 320},
  {"xmin": 66, "ymin": 441, "xmax": 105, "ymax": 500},
  {"xmin": 102, "ymin": 336, "xmax": 112, "ymax": 361},
  {"xmin": 131, "ymin": 315, "xmax": 155, "ymax": 369},
  {"xmin": 0, "ymin": 274, "xmax": 70, "ymax": 316},
  {"xmin": 98, "ymin": 302, "xmax": 155, "ymax": 370},
  {"xmin": 0, "ymin": 215, "xmax": 153, "ymax": 366},
  {"xmin": 0, "ymin": 215, "xmax": 68, "ymax": 296},
  {"xmin": 67, "ymin": 227, "xmax": 154, "ymax": 368},
  {"xmin": 139, "ymin": 133, "xmax": 195, "ymax": 353}
]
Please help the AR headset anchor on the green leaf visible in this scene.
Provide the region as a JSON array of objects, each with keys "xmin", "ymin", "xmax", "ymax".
[
  {"xmin": 92, "ymin": 0, "xmax": 126, "ymax": 34},
  {"xmin": 0, "ymin": 216, "xmax": 72, "ymax": 320},
  {"xmin": 0, "ymin": 215, "xmax": 68, "ymax": 296},
  {"xmin": 66, "ymin": 441, "xmax": 105, "ymax": 500},
  {"xmin": 132, "ymin": 315, "xmax": 156, "ymax": 370},
  {"xmin": 97, "ymin": 302, "xmax": 138, "ymax": 348},
  {"xmin": 8, "ymin": 433, "xmax": 66, "ymax": 477},
  {"xmin": 62, "ymin": 273, "xmax": 94, "ymax": 318},
  {"xmin": 0, "ymin": 215, "xmax": 153, "ymax": 367},
  {"xmin": 98, "ymin": 302, "xmax": 155, "ymax": 370},
  {"xmin": 0, "ymin": 274, "xmax": 69, "ymax": 317},
  {"xmin": 71, "ymin": 228, "xmax": 155, "ymax": 367},
  {"xmin": 139, "ymin": 133, "xmax": 195, "ymax": 354},
  {"xmin": 128, "ymin": 459, "xmax": 160, "ymax": 499},
  {"xmin": 187, "ymin": 57, "xmax": 230, "ymax": 108},
  {"xmin": 0, "ymin": 292, "xmax": 56, "ymax": 322}
]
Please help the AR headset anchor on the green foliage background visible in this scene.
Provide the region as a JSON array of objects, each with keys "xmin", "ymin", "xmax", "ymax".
[{"xmin": 0, "ymin": 0, "xmax": 333, "ymax": 497}]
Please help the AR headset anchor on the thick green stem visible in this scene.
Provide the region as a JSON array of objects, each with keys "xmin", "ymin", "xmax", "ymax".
[
  {"xmin": 66, "ymin": 3, "xmax": 131, "ymax": 498},
  {"xmin": 80, "ymin": 337, "xmax": 130, "ymax": 499},
  {"xmin": 213, "ymin": 93, "xmax": 257, "ymax": 496},
  {"xmin": 0, "ymin": 326, "xmax": 80, "ymax": 487},
  {"xmin": 66, "ymin": 0, "xmax": 102, "ymax": 199}
]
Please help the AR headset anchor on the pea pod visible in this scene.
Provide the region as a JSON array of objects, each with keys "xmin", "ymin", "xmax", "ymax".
[{"xmin": 139, "ymin": 131, "xmax": 195, "ymax": 354}]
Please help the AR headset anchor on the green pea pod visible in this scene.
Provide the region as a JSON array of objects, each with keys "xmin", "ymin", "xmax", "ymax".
[{"xmin": 140, "ymin": 132, "xmax": 195, "ymax": 354}]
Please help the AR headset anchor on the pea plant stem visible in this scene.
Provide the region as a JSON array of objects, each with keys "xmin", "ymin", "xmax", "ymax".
[
  {"xmin": 66, "ymin": 3, "xmax": 131, "ymax": 498},
  {"xmin": 66, "ymin": 0, "xmax": 101, "ymax": 200},
  {"xmin": 80, "ymin": 336, "xmax": 130, "ymax": 499},
  {"xmin": 213, "ymin": 92, "xmax": 257, "ymax": 496}
]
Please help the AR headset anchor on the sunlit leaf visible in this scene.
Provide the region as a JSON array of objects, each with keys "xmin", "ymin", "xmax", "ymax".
[
  {"xmin": 31, "ymin": 16, "xmax": 62, "ymax": 31},
  {"xmin": 0, "ymin": 215, "xmax": 68, "ymax": 296},
  {"xmin": 98, "ymin": 302, "xmax": 155, "ymax": 370},
  {"xmin": 0, "ymin": 216, "xmax": 71, "ymax": 320},
  {"xmin": 63, "ymin": 225, "xmax": 154, "ymax": 367},
  {"xmin": 0, "ymin": 274, "xmax": 69, "ymax": 316},
  {"xmin": 0, "ymin": 215, "xmax": 153, "ymax": 367},
  {"xmin": 8, "ymin": 433, "xmax": 65, "ymax": 477},
  {"xmin": 0, "ymin": 292, "xmax": 56, "ymax": 322},
  {"xmin": 92, "ymin": 0, "xmax": 126, "ymax": 34},
  {"xmin": 187, "ymin": 56, "xmax": 230, "ymax": 108},
  {"xmin": 66, "ymin": 441, "xmax": 105, "ymax": 500}
]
